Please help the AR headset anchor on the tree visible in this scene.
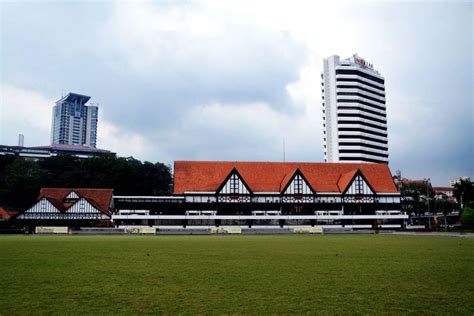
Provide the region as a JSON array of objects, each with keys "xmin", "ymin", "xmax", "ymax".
[
  {"xmin": 0, "ymin": 155, "xmax": 173, "ymax": 209},
  {"xmin": 3, "ymin": 158, "xmax": 46, "ymax": 208},
  {"xmin": 399, "ymin": 178, "xmax": 435, "ymax": 228},
  {"xmin": 460, "ymin": 207, "xmax": 474, "ymax": 226},
  {"xmin": 37, "ymin": 154, "xmax": 81, "ymax": 187},
  {"xmin": 434, "ymin": 198, "xmax": 453, "ymax": 227},
  {"xmin": 453, "ymin": 177, "xmax": 473, "ymax": 210}
]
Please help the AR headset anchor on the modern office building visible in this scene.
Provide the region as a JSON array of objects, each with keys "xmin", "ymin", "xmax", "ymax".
[
  {"xmin": 51, "ymin": 92, "xmax": 98, "ymax": 147},
  {"xmin": 321, "ymin": 54, "xmax": 388, "ymax": 163}
]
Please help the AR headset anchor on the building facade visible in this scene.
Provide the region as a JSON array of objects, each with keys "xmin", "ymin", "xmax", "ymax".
[
  {"xmin": 15, "ymin": 188, "xmax": 113, "ymax": 226},
  {"xmin": 0, "ymin": 144, "xmax": 113, "ymax": 160},
  {"xmin": 112, "ymin": 161, "xmax": 406, "ymax": 230},
  {"xmin": 322, "ymin": 54, "xmax": 388, "ymax": 163},
  {"xmin": 51, "ymin": 93, "xmax": 98, "ymax": 148}
]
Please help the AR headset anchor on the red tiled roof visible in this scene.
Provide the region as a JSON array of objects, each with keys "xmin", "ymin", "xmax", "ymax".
[
  {"xmin": 337, "ymin": 169, "xmax": 359, "ymax": 192},
  {"xmin": 0, "ymin": 207, "xmax": 17, "ymax": 220},
  {"xmin": 173, "ymin": 161, "xmax": 398, "ymax": 194},
  {"xmin": 433, "ymin": 187, "xmax": 454, "ymax": 192},
  {"xmin": 279, "ymin": 168, "xmax": 299, "ymax": 192},
  {"xmin": 38, "ymin": 188, "xmax": 113, "ymax": 214}
]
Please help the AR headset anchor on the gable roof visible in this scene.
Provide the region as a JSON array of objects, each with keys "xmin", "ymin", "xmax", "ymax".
[
  {"xmin": 38, "ymin": 188, "xmax": 113, "ymax": 214},
  {"xmin": 337, "ymin": 169, "xmax": 359, "ymax": 192},
  {"xmin": 65, "ymin": 190, "xmax": 80, "ymax": 199},
  {"xmin": 174, "ymin": 161, "xmax": 398, "ymax": 194},
  {"xmin": 279, "ymin": 168, "xmax": 298, "ymax": 192},
  {"xmin": 280, "ymin": 168, "xmax": 316, "ymax": 194},
  {"xmin": 216, "ymin": 168, "xmax": 253, "ymax": 194},
  {"xmin": 337, "ymin": 169, "xmax": 376, "ymax": 194}
]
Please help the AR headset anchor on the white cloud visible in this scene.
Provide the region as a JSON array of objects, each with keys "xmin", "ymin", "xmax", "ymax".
[
  {"xmin": 98, "ymin": 120, "xmax": 156, "ymax": 160},
  {"xmin": 157, "ymin": 96, "xmax": 322, "ymax": 162},
  {"xmin": 0, "ymin": 84, "xmax": 54, "ymax": 146},
  {"xmin": 100, "ymin": 1, "xmax": 306, "ymax": 78}
]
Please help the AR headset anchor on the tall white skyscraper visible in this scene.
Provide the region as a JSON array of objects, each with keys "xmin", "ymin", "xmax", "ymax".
[
  {"xmin": 321, "ymin": 54, "xmax": 388, "ymax": 163},
  {"xmin": 51, "ymin": 92, "xmax": 98, "ymax": 148}
]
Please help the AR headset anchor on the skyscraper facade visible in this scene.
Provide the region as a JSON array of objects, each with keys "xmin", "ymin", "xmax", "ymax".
[
  {"xmin": 321, "ymin": 54, "xmax": 388, "ymax": 163},
  {"xmin": 51, "ymin": 93, "xmax": 98, "ymax": 148}
]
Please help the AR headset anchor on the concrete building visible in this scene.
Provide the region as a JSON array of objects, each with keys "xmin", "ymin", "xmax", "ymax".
[
  {"xmin": 322, "ymin": 54, "xmax": 388, "ymax": 163},
  {"xmin": 51, "ymin": 92, "xmax": 98, "ymax": 147},
  {"xmin": 0, "ymin": 144, "xmax": 113, "ymax": 160},
  {"xmin": 433, "ymin": 187, "xmax": 455, "ymax": 199}
]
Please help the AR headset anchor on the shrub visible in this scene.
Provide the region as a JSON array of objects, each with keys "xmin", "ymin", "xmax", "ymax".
[{"xmin": 460, "ymin": 207, "xmax": 474, "ymax": 226}]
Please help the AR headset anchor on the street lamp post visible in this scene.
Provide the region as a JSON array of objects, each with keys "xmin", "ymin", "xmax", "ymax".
[{"xmin": 425, "ymin": 178, "xmax": 431, "ymax": 230}]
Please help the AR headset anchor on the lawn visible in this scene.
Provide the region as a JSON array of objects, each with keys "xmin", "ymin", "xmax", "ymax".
[{"xmin": 0, "ymin": 235, "xmax": 473, "ymax": 315}]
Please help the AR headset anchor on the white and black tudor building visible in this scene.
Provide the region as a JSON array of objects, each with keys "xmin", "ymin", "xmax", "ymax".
[
  {"xmin": 112, "ymin": 161, "xmax": 407, "ymax": 229},
  {"xmin": 15, "ymin": 188, "xmax": 113, "ymax": 227}
]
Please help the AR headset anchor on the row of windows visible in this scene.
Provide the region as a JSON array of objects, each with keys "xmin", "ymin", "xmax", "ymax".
[
  {"xmin": 338, "ymin": 113, "xmax": 387, "ymax": 124},
  {"xmin": 335, "ymin": 69, "xmax": 385, "ymax": 84},
  {"xmin": 337, "ymin": 92, "xmax": 385, "ymax": 105},
  {"xmin": 340, "ymin": 156, "xmax": 388, "ymax": 163},
  {"xmin": 338, "ymin": 106, "xmax": 386, "ymax": 119},
  {"xmin": 340, "ymin": 149, "xmax": 389, "ymax": 158},
  {"xmin": 336, "ymin": 78, "xmax": 385, "ymax": 92},
  {"xmin": 336, "ymin": 85, "xmax": 385, "ymax": 98},
  {"xmin": 337, "ymin": 120, "xmax": 387, "ymax": 131},
  {"xmin": 338, "ymin": 127, "xmax": 387, "ymax": 138},
  {"xmin": 337, "ymin": 99, "xmax": 386, "ymax": 112},
  {"xmin": 339, "ymin": 142, "xmax": 388, "ymax": 151}
]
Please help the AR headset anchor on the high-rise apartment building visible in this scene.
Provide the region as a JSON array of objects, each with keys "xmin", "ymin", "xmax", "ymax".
[
  {"xmin": 51, "ymin": 93, "xmax": 98, "ymax": 148},
  {"xmin": 321, "ymin": 54, "xmax": 388, "ymax": 163}
]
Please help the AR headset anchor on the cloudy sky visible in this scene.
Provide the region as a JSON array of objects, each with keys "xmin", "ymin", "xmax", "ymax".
[{"xmin": 1, "ymin": 0, "xmax": 472, "ymax": 185}]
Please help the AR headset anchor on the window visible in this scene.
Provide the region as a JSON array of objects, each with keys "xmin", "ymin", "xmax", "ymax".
[
  {"xmin": 355, "ymin": 176, "xmax": 363, "ymax": 195},
  {"xmin": 294, "ymin": 175, "xmax": 303, "ymax": 194},
  {"xmin": 230, "ymin": 174, "xmax": 239, "ymax": 194}
]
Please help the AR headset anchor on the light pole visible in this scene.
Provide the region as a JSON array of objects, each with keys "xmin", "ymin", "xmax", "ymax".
[{"xmin": 425, "ymin": 178, "xmax": 431, "ymax": 230}]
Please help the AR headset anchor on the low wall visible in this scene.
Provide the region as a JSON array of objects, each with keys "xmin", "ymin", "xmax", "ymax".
[
  {"xmin": 35, "ymin": 226, "xmax": 69, "ymax": 234},
  {"xmin": 124, "ymin": 227, "xmax": 156, "ymax": 234}
]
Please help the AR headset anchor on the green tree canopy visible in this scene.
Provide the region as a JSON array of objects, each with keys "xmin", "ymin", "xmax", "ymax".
[
  {"xmin": 0, "ymin": 154, "xmax": 172, "ymax": 208},
  {"xmin": 453, "ymin": 177, "xmax": 473, "ymax": 209}
]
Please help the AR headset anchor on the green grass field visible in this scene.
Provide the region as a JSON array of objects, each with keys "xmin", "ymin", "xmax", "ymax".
[{"xmin": 0, "ymin": 235, "xmax": 473, "ymax": 315}]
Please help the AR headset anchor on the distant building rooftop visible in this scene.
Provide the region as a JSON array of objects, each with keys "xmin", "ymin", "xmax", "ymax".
[
  {"xmin": 56, "ymin": 92, "xmax": 91, "ymax": 104},
  {"xmin": 0, "ymin": 144, "xmax": 114, "ymax": 160}
]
